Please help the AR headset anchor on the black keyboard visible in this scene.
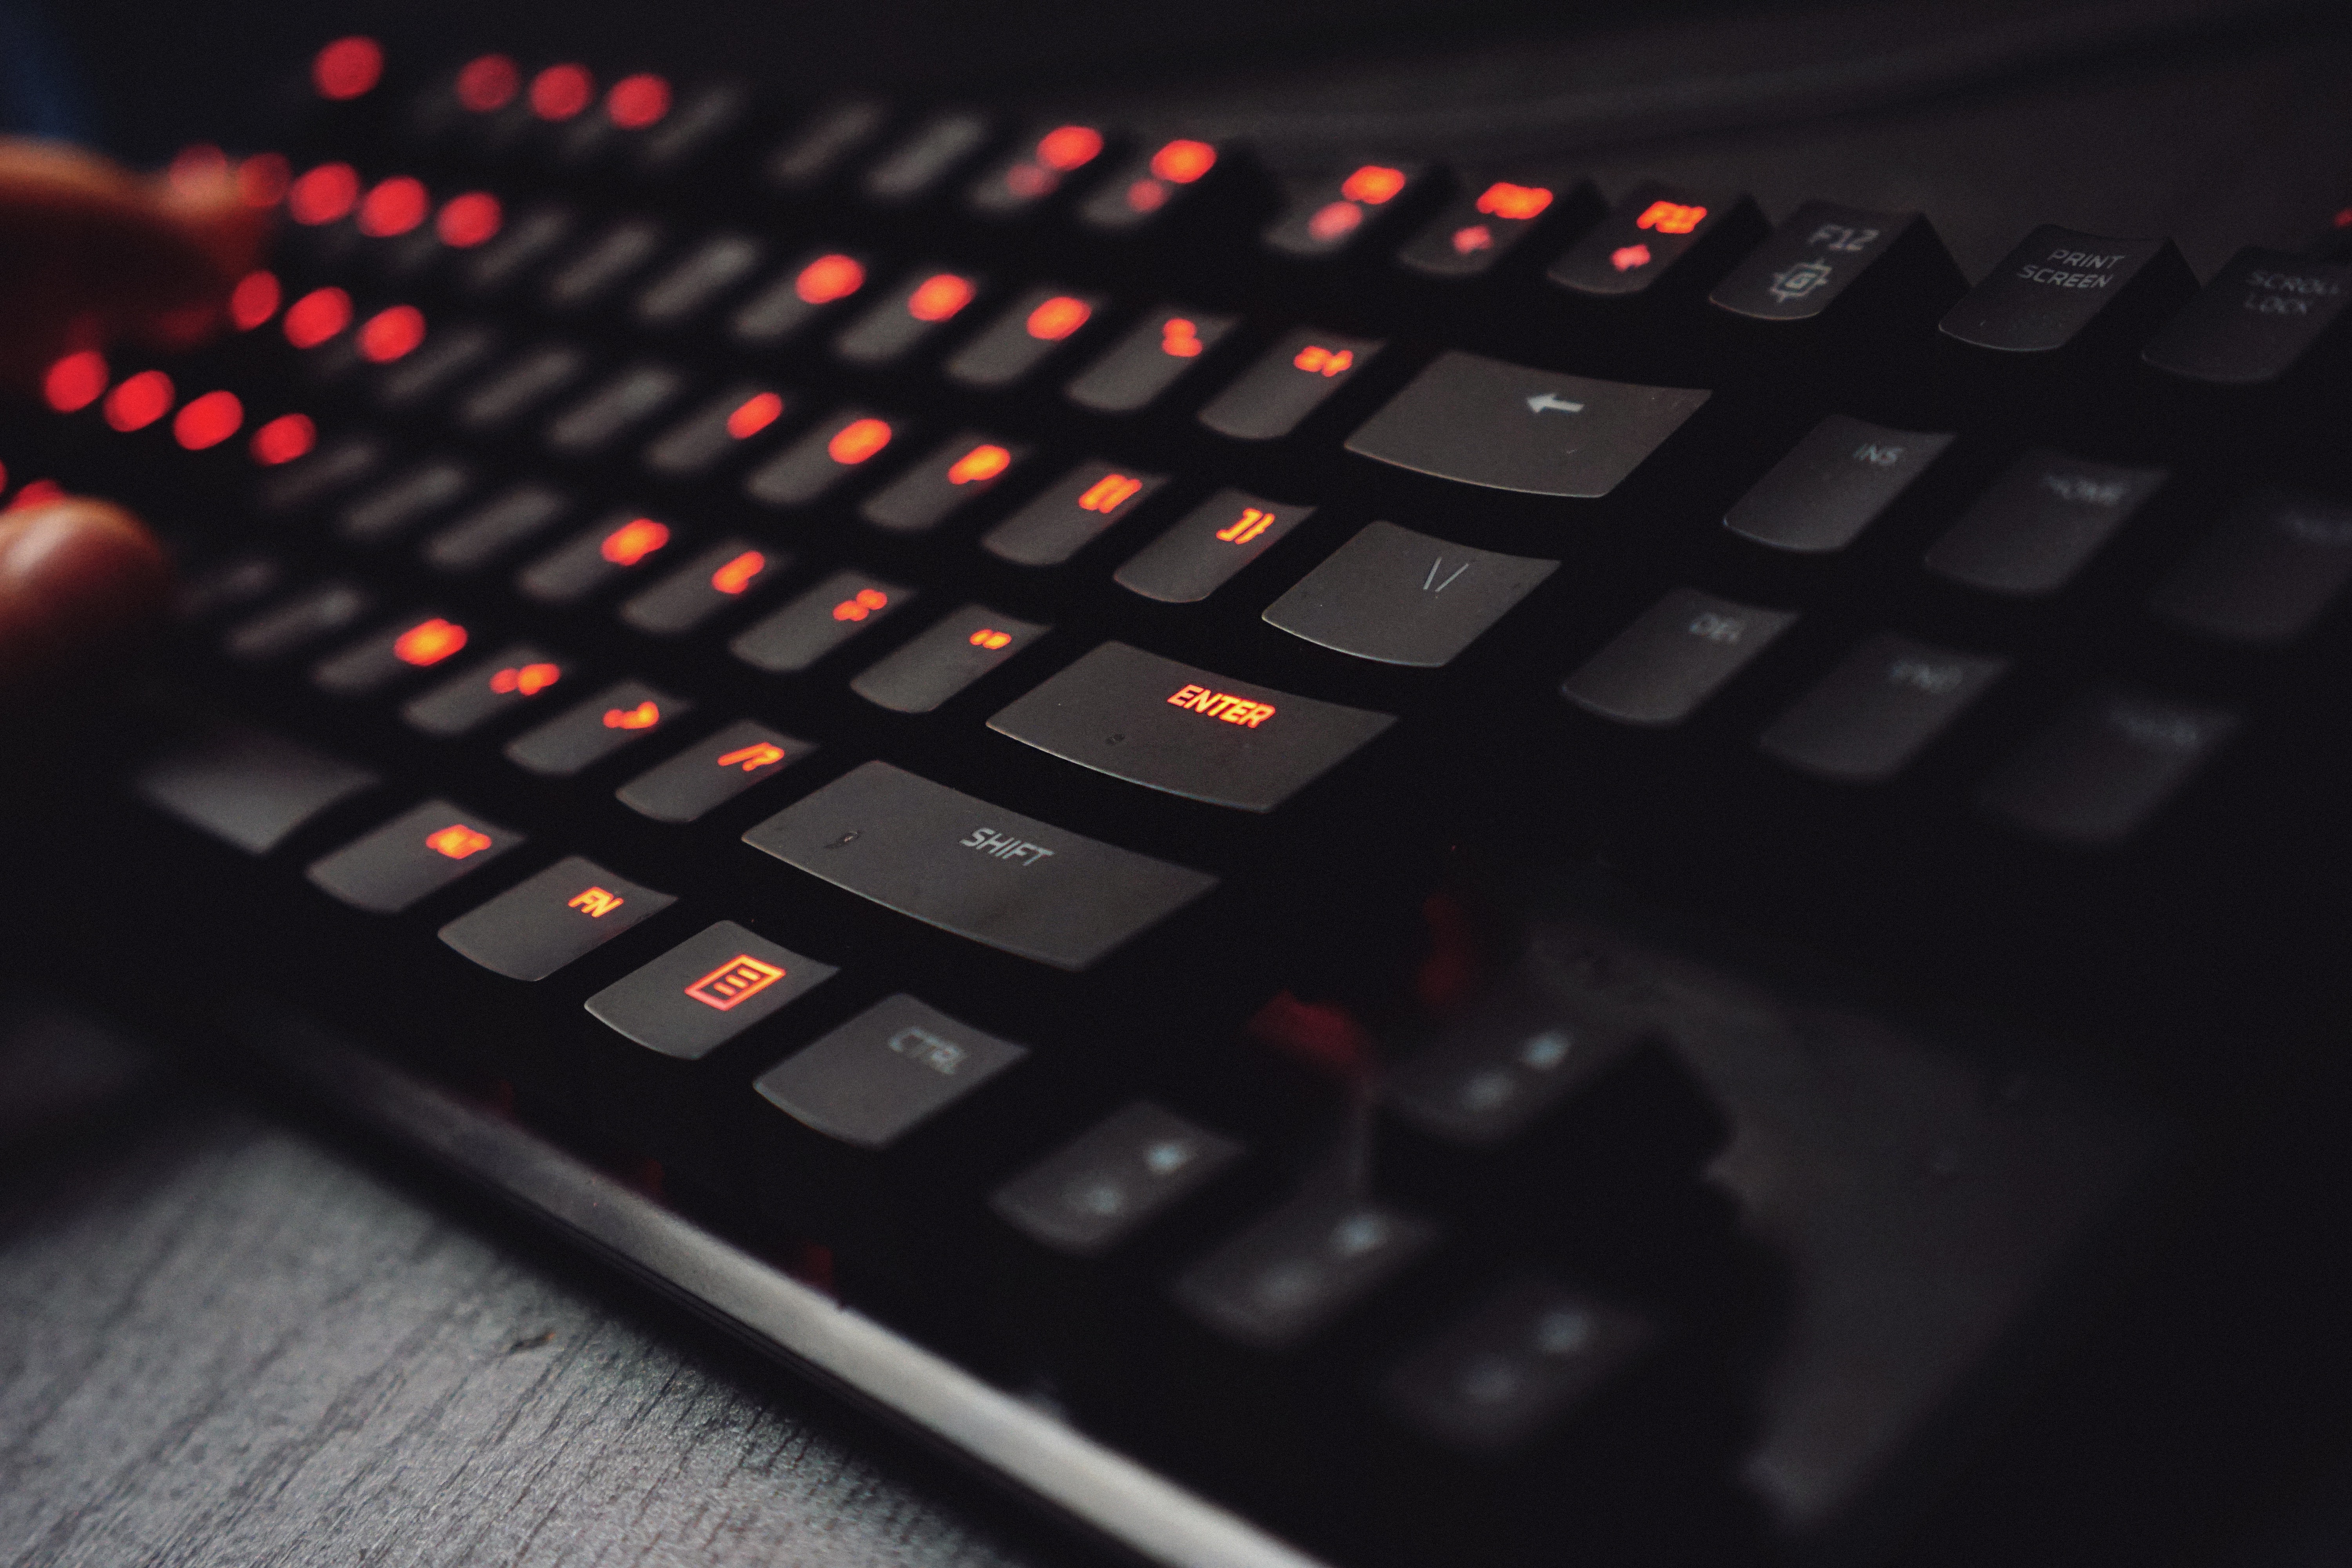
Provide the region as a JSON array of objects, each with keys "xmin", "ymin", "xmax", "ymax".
[{"xmin": 13, "ymin": 32, "xmax": 2352, "ymax": 1568}]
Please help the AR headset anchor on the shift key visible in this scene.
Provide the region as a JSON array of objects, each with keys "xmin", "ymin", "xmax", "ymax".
[{"xmin": 742, "ymin": 761, "xmax": 1217, "ymax": 970}]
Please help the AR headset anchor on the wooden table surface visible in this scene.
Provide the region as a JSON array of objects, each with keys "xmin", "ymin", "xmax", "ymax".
[{"xmin": 0, "ymin": 993, "xmax": 1078, "ymax": 1568}]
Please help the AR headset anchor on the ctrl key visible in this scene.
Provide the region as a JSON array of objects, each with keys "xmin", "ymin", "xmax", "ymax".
[
  {"xmin": 307, "ymin": 800, "xmax": 522, "ymax": 915},
  {"xmin": 440, "ymin": 855, "xmax": 677, "ymax": 981},
  {"xmin": 754, "ymin": 994, "xmax": 1028, "ymax": 1151}
]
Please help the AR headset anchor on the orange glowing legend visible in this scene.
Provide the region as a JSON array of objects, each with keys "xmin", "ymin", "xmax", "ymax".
[
  {"xmin": 1150, "ymin": 139, "xmax": 1216, "ymax": 183},
  {"xmin": 600, "ymin": 518, "xmax": 671, "ymax": 566},
  {"xmin": 947, "ymin": 444, "xmax": 1012, "ymax": 485},
  {"xmin": 827, "ymin": 417, "xmax": 893, "ymax": 465},
  {"xmin": 726, "ymin": 392, "xmax": 784, "ymax": 439},
  {"xmin": 568, "ymin": 886, "xmax": 626, "ymax": 918},
  {"xmin": 394, "ymin": 617, "xmax": 468, "ymax": 666},
  {"xmin": 1078, "ymin": 474, "xmax": 1143, "ymax": 514},
  {"xmin": 1161, "ymin": 318, "xmax": 1204, "ymax": 358},
  {"xmin": 490, "ymin": 662, "xmax": 562, "ymax": 696},
  {"xmin": 1475, "ymin": 181, "xmax": 1553, "ymax": 220},
  {"xmin": 716, "ymin": 742, "xmax": 788, "ymax": 772},
  {"xmin": 1293, "ymin": 345, "xmax": 1353, "ymax": 377},
  {"xmin": 1025, "ymin": 295, "xmax": 1092, "ymax": 341},
  {"xmin": 1340, "ymin": 165, "xmax": 1407, "ymax": 204},
  {"xmin": 710, "ymin": 550, "xmax": 767, "ymax": 595},
  {"xmin": 426, "ymin": 823, "xmax": 493, "ymax": 860},
  {"xmin": 1167, "ymin": 683, "xmax": 1276, "ymax": 728},
  {"xmin": 1635, "ymin": 200, "xmax": 1708, "ymax": 235},
  {"xmin": 1216, "ymin": 507, "xmax": 1276, "ymax": 544},
  {"xmin": 832, "ymin": 588, "xmax": 889, "ymax": 622},
  {"xmin": 684, "ymin": 953, "xmax": 786, "ymax": 1011},
  {"xmin": 795, "ymin": 254, "xmax": 865, "ymax": 305},
  {"xmin": 603, "ymin": 701, "xmax": 662, "ymax": 731},
  {"xmin": 906, "ymin": 273, "xmax": 975, "ymax": 323},
  {"xmin": 968, "ymin": 627, "xmax": 1014, "ymax": 650}
]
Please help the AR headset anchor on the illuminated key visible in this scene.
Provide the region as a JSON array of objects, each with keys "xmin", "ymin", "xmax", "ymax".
[
  {"xmin": 529, "ymin": 64, "xmax": 596, "ymax": 122},
  {"xmin": 307, "ymin": 799, "xmax": 522, "ymax": 915},
  {"xmin": 586, "ymin": 921, "xmax": 835, "ymax": 1060},
  {"xmin": 506, "ymin": 679, "xmax": 691, "ymax": 778},
  {"xmin": 357, "ymin": 176, "xmax": 429, "ymax": 238},
  {"xmin": 642, "ymin": 384, "xmax": 790, "ymax": 479},
  {"xmin": 313, "ymin": 612, "xmax": 472, "ymax": 696},
  {"xmin": 1397, "ymin": 172, "xmax": 1579, "ymax": 279},
  {"xmin": 851, "ymin": 604, "xmax": 1049, "ymax": 714},
  {"xmin": 230, "ymin": 270, "xmax": 281, "ymax": 330},
  {"xmin": 969, "ymin": 122, "xmax": 1109, "ymax": 216},
  {"xmin": 455, "ymin": 53, "xmax": 520, "ymax": 113},
  {"xmin": 730, "ymin": 249, "xmax": 870, "ymax": 347},
  {"xmin": 1548, "ymin": 180, "xmax": 1742, "ymax": 298},
  {"xmin": 312, "ymin": 36, "xmax": 383, "ymax": 100},
  {"xmin": 1077, "ymin": 138, "xmax": 1223, "ymax": 232},
  {"xmin": 605, "ymin": 73, "xmax": 671, "ymax": 129},
  {"xmin": 403, "ymin": 645, "xmax": 571, "ymax": 738},
  {"xmin": 103, "ymin": 370, "xmax": 174, "ymax": 432},
  {"xmin": 1064, "ymin": 306, "xmax": 1237, "ymax": 414},
  {"xmin": 283, "ymin": 287, "xmax": 352, "ymax": 349},
  {"xmin": 1196, "ymin": 328, "xmax": 1382, "ymax": 441},
  {"xmin": 944, "ymin": 286, "xmax": 1102, "ymax": 389},
  {"xmin": 44, "ymin": 350, "xmax": 107, "ymax": 413},
  {"xmin": 616, "ymin": 720, "xmax": 814, "ymax": 825},
  {"xmin": 744, "ymin": 410, "xmax": 899, "ymax": 508},
  {"xmin": 982, "ymin": 462, "xmax": 1167, "ymax": 568},
  {"xmin": 436, "ymin": 191, "xmax": 502, "ymax": 248},
  {"xmin": 862, "ymin": 433, "xmax": 1029, "ymax": 534},
  {"xmin": 287, "ymin": 162, "xmax": 359, "ymax": 225},
  {"xmin": 441, "ymin": 855, "xmax": 675, "ymax": 982},
  {"xmin": 730, "ymin": 570, "xmax": 912, "ymax": 674},
  {"xmin": 516, "ymin": 512, "xmax": 675, "ymax": 605},
  {"xmin": 835, "ymin": 268, "xmax": 983, "ymax": 366},
  {"xmin": 173, "ymin": 390, "xmax": 243, "ymax": 450},
  {"xmin": 620, "ymin": 538, "xmax": 790, "ymax": 636},
  {"xmin": 1264, "ymin": 161, "xmax": 1429, "ymax": 258},
  {"xmin": 1115, "ymin": 490, "xmax": 1313, "ymax": 604}
]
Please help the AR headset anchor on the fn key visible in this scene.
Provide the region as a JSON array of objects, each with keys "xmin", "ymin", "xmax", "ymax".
[{"xmin": 440, "ymin": 856, "xmax": 677, "ymax": 980}]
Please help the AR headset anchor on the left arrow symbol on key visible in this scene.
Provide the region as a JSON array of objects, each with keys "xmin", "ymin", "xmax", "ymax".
[{"xmin": 1526, "ymin": 391, "xmax": 1585, "ymax": 414}]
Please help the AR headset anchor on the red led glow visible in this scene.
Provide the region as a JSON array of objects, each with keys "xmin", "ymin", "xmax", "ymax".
[
  {"xmin": 103, "ymin": 370, "xmax": 174, "ymax": 433},
  {"xmin": 1292, "ymin": 345, "xmax": 1353, "ymax": 377},
  {"xmin": 1339, "ymin": 164, "xmax": 1406, "ymax": 204},
  {"xmin": 1305, "ymin": 200, "xmax": 1363, "ymax": 243},
  {"xmin": 435, "ymin": 191, "xmax": 502, "ymax": 248},
  {"xmin": 1037, "ymin": 125, "xmax": 1104, "ymax": 172},
  {"xmin": 946, "ymin": 444, "xmax": 1011, "ymax": 485},
  {"xmin": 605, "ymin": 73, "xmax": 671, "ymax": 129},
  {"xmin": 710, "ymin": 551, "xmax": 766, "ymax": 594},
  {"xmin": 1634, "ymin": 200, "xmax": 1706, "ymax": 234},
  {"xmin": 723, "ymin": 393, "xmax": 780, "ymax": 439},
  {"xmin": 573, "ymin": 885, "xmax": 629, "ymax": 914},
  {"xmin": 907, "ymin": 273, "xmax": 975, "ymax": 323},
  {"xmin": 172, "ymin": 390, "xmax": 243, "ymax": 450},
  {"xmin": 250, "ymin": 414, "xmax": 317, "ymax": 466},
  {"xmin": 600, "ymin": 519, "xmax": 671, "ymax": 566},
  {"xmin": 530, "ymin": 64, "xmax": 595, "ymax": 122},
  {"xmin": 356, "ymin": 176, "xmax": 429, "ymax": 237},
  {"xmin": 167, "ymin": 144, "xmax": 229, "ymax": 197},
  {"xmin": 43, "ymin": 351, "xmax": 107, "ymax": 414},
  {"xmin": 1610, "ymin": 242, "xmax": 1652, "ymax": 272},
  {"xmin": 1003, "ymin": 162, "xmax": 1056, "ymax": 201},
  {"xmin": 236, "ymin": 153, "xmax": 291, "ymax": 207},
  {"xmin": 714, "ymin": 743, "xmax": 787, "ymax": 773},
  {"xmin": 1150, "ymin": 139, "xmax": 1216, "ymax": 183},
  {"xmin": 1451, "ymin": 224, "xmax": 1494, "ymax": 256},
  {"xmin": 602, "ymin": 702, "xmax": 660, "ymax": 731},
  {"xmin": 283, "ymin": 287, "xmax": 352, "ymax": 349},
  {"xmin": 490, "ymin": 662, "xmax": 562, "ymax": 696},
  {"xmin": 831, "ymin": 588, "xmax": 889, "ymax": 622},
  {"xmin": 1167, "ymin": 682, "xmax": 1276, "ymax": 728},
  {"xmin": 426, "ymin": 824, "xmax": 492, "ymax": 859},
  {"xmin": 1025, "ymin": 295, "xmax": 1091, "ymax": 341},
  {"xmin": 968, "ymin": 627, "xmax": 1013, "ymax": 650},
  {"xmin": 795, "ymin": 253, "xmax": 865, "ymax": 305},
  {"xmin": 312, "ymin": 37, "xmax": 384, "ymax": 101},
  {"xmin": 684, "ymin": 954, "xmax": 785, "ymax": 1010},
  {"xmin": 1160, "ymin": 318, "xmax": 1203, "ymax": 358},
  {"xmin": 358, "ymin": 305, "xmax": 426, "ymax": 363},
  {"xmin": 4, "ymin": 479, "xmax": 64, "ymax": 513},
  {"xmin": 828, "ymin": 418, "xmax": 892, "ymax": 465},
  {"xmin": 288, "ymin": 162, "xmax": 360, "ymax": 225},
  {"xmin": 1077, "ymin": 474, "xmax": 1143, "ymax": 513},
  {"xmin": 1124, "ymin": 178, "xmax": 1171, "ymax": 214},
  {"xmin": 393, "ymin": 617, "xmax": 468, "ymax": 666},
  {"xmin": 1475, "ymin": 181, "xmax": 1552, "ymax": 221},
  {"xmin": 456, "ymin": 54, "xmax": 520, "ymax": 113},
  {"xmin": 1216, "ymin": 507, "xmax": 1275, "ymax": 544}
]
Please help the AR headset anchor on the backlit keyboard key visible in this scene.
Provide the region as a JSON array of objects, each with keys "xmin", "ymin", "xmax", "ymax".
[
  {"xmin": 1263, "ymin": 161, "xmax": 1430, "ymax": 259},
  {"xmin": 860, "ymin": 432, "xmax": 1028, "ymax": 533},
  {"xmin": 423, "ymin": 481, "xmax": 569, "ymax": 572},
  {"xmin": 619, "ymin": 539, "xmax": 787, "ymax": 635},
  {"xmin": 642, "ymin": 385, "xmax": 789, "ymax": 479},
  {"xmin": 338, "ymin": 457, "xmax": 472, "ymax": 544},
  {"xmin": 835, "ymin": 268, "xmax": 982, "ymax": 366},
  {"xmin": 945, "ymin": 286, "xmax": 1102, "ymax": 388},
  {"xmin": 851, "ymin": 605, "xmax": 1048, "ymax": 712},
  {"xmin": 440, "ymin": 855, "xmax": 676, "ymax": 980},
  {"xmin": 1395, "ymin": 174, "xmax": 1572, "ymax": 279},
  {"xmin": 615, "ymin": 719, "xmax": 811, "ymax": 823},
  {"xmin": 312, "ymin": 611, "xmax": 472, "ymax": 696},
  {"xmin": 1114, "ymin": 490, "xmax": 1310, "ymax": 603},
  {"xmin": 1759, "ymin": 634, "xmax": 2007, "ymax": 783},
  {"xmin": 2148, "ymin": 492, "xmax": 2352, "ymax": 643},
  {"xmin": 1076, "ymin": 137, "xmax": 1223, "ymax": 233},
  {"xmin": 632, "ymin": 231, "xmax": 764, "ymax": 328},
  {"xmin": 1346, "ymin": 352, "xmax": 1708, "ymax": 498},
  {"xmin": 1561, "ymin": 588, "xmax": 1796, "ymax": 726},
  {"xmin": 2141, "ymin": 247, "xmax": 2352, "ymax": 384},
  {"xmin": 1725, "ymin": 415, "xmax": 1955, "ymax": 553},
  {"xmin": 1546, "ymin": 180, "xmax": 1739, "ymax": 297},
  {"xmin": 1706, "ymin": 200, "xmax": 1926, "ymax": 322},
  {"xmin": 991, "ymin": 1102, "xmax": 1245, "ymax": 1258},
  {"xmin": 225, "ymin": 580, "xmax": 372, "ymax": 661},
  {"xmin": 516, "ymin": 511, "xmax": 676, "ymax": 604},
  {"xmin": 545, "ymin": 363, "xmax": 686, "ymax": 456},
  {"xmin": 1174, "ymin": 1189, "xmax": 1438, "ymax": 1350},
  {"xmin": 744, "ymin": 409, "xmax": 898, "ymax": 507},
  {"xmin": 967, "ymin": 123, "xmax": 1109, "ymax": 216},
  {"xmin": 1979, "ymin": 688, "xmax": 2238, "ymax": 845},
  {"xmin": 1064, "ymin": 305, "xmax": 1236, "ymax": 415},
  {"xmin": 730, "ymin": 249, "xmax": 870, "ymax": 347},
  {"xmin": 990, "ymin": 642, "xmax": 1392, "ymax": 811},
  {"xmin": 1263, "ymin": 521, "xmax": 1556, "ymax": 667},
  {"xmin": 860, "ymin": 111, "xmax": 991, "ymax": 204},
  {"xmin": 402, "ymin": 644, "xmax": 570, "ymax": 737},
  {"xmin": 1198, "ymin": 328, "xmax": 1381, "ymax": 441},
  {"xmin": 1924, "ymin": 451, "xmax": 2167, "ymax": 596},
  {"xmin": 730, "ymin": 570, "xmax": 913, "ymax": 673},
  {"xmin": 1940, "ymin": 226, "xmax": 2181, "ymax": 353},
  {"xmin": 307, "ymin": 798, "xmax": 521, "ymax": 914},
  {"xmin": 505, "ymin": 679, "xmax": 690, "ymax": 777},
  {"xmin": 1380, "ymin": 1279, "xmax": 1654, "ymax": 1455},
  {"xmin": 754, "ymin": 994, "xmax": 1028, "ymax": 1150},
  {"xmin": 981, "ymin": 461, "xmax": 1167, "ymax": 566},
  {"xmin": 742, "ymin": 760, "xmax": 1216, "ymax": 970},
  {"xmin": 586, "ymin": 920, "xmax": 836, "ymax": 1059}
]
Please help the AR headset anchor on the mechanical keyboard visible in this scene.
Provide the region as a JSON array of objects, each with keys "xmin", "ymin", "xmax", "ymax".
[{"xmin": 9, "ymin": 31, "xmax": 2352, "ymax": 1568}]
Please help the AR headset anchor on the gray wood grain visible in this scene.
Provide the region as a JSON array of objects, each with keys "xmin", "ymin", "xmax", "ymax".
[{"xmin": 0, "ymin": 1002, "xmax": 1064, "ymax": 1568}]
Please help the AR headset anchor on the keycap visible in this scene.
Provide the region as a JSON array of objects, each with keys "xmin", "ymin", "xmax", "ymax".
[
  {"xmin": 633, "ymin": 231, "xmax": 764, "ymax": 328},
  {"xmin": 1724, "ymin": 415, "xmax": 1955, "ymax": 553},
  {"xmin": 1263, "ymin": 161, "xmax": 1430, "ymax": 259},
  {"xmin": 619, "ymin": 539, "xmax": 787, "ymax": 635},
  {"xmin": 990, "ymin": 1102, "xmax": 1245, "ymax": 1258},
  {"xmin": 1383, "ymin": 1007, "xmax": 1651, "ymax": 1151},
  {"xmin": 176, "ymin": 554, "xmax": 283, "ymax": 622},
  {"xmin": 989, "ymin": 642, "xmax": 1394, "ymax": 811},
  {"xmin": 765, "ymin": 100, "xmax": 887, "ymax": 192},
  {"xmin": 1172, "ymin": 1188, "xmax": 1439, "ymax": 1351},
  {"xmin": 1346, "ymin": 352, "xmax": 1709, "ymax": 498},
  {"xmin": 635, "ymin": 83, "xmax": 750, "ymax": 178},
  {"xmin": 642, "ymin": 385, "xmax": 788, "ymax": 479},
  {"xmin": 1075, "ymin": 136, "xmax": 1223, "ymax": 232},
  {"xmin": 2148, "ymin": 492, "xmax": 2352, "ymax": 643},
  {"xmin": 423, "ymin": 482, "xmax": 569, "ymax": 572},
  {"xmin": 1706, "ymin": 200, "xmax": 1925, "ymax": 321},
  {"xmin": 516, "ymin": 511, "xmax": 676, "ymax": 604},
  {"xmin": 1065, "ymin": 306, "xmax": 1236, "ymax": 415},
  {"xmin": 132, "ymin": 723, "xmax": 377, "ymax": 855},
  {"xmin": 2141, "ymin": 248, "xmax": 2352, "ymax": 384},
  {"xmin": 730, "ymin": 570, "xmax": 912, "ymax": 673},
  {"xmin": 338, "ymin": 458, "xmax": 471, "ymax": 544},
  {"xmin": 306, "ymin": 798, "xmax": 521, "ymax": 914},
  {"xmin": 744, "ymin": 409, "xmax": 899, "ymax": 507},
  {"xmin": 1379, "ymin": 1279, "xmax": 1653, "ymax": 1455},
  {"xmin": 440, "ymin": 855, "xmax": 675, "ymax": 980},
  {"xmin": 981, "ymin": 462, "xmax": 1167, "ymax": 566},
  {"xmin": 742, "ymin": 760, "xmax": 1217, "ymax": 970},
  {"xmin": 967, "ymin": 123, "xmax": 1109, "ymax": 216},
  {"xmin": 615, "ymin": 719, "xmax": 811, "ymax": 823},
  {"xmin": 254, "ymin": 434, "xmax": 385, "ymax": 515},
  {"xmin": 225, "ymin": 581, "xmax": 372, "ymax": 661},
  {"xmin": 730, "ymin": 249, "xmax": 870, "ymax": 346},
  {"xmin": 755, "ymin": 994, "xmax": 1029, "ymax": 1151},
  {"xmin": 835, "ymin": 269, "xmax": 982, "ymax": 365},
  {"xmin": 504, "ymin": 679, "xmax": 690, "ymax": 777},
  {"xmin": 1561, "ymin": 588, "xmax": 1797, "ymax": 726},
  {"xmin": 312, "ymin": 611, "xmax": 474, "ymax": 696},
  {"xmin": 1263, "ymin": 521, "xmax": 1557, "ymax": 667},
  {"xmin": 586, "ymin": 920, "xmax": 836, "ymax": 1060},
  {"xmin": 1395, "ymin": 175, "xmax": 1572, "ymax": 279},
  {"xmin": 1547, "ymin": 181, "xmax": 1737, "ymax": 297},
  {"xmin": 1980, "ymin": 688, "xmax": 2238, "ymax": 846},
  {"xmin": 1939, "ymin": 226, "xmax": 2180, "ymax": 352},
  {"xmin": 377, "ymin": 323, "xmax": 498, "ymax": 409},
  {"xmin": 402, "ymin": 645, "xmax": 572, "ymax": 737},
  {"xmin": 542, "ymin": 217, "xmax": 665, "ymax": 310},
  {"xmin": 459, "ymin": 202, "xmax": 577, "ymax": 296},
  {"xmin": 1114, "ymin": 491, "xmax": 1311, "ymax": 603},
  {"xmin": 851, "ymin": 606, "xmax": 1049, "ymax": 713},
  {"xmin": 545, "ymin": 364, "xmax": 686, "ymax": 456},
  {"xmin": 860, "ymin": 111, "xmax": 991, "ymax": 203},
  {"xmin": 1759, "ymin": 634, "xmax": 2007, "ymax": 782},
  {"xmin": 944, "ymin": 287, "xmax": 1102, "ymax": 388},
  {"xmin": 860, "ymin": 433, "xmax": 1028, "ymax": 533},
  {"xmin": 455, "ymin": 343, "xmax": 588, "ymax": 432},
  {"xmin": 1924, "ymin": 451, "xmax": 2167, "ymax": 596},
  {"xmin": 1198, "ymin": 328, "xmax": 1381, "ymax": 441}
]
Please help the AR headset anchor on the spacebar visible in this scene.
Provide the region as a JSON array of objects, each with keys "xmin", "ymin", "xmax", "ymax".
[{"xmin": 742, "ymin": 760, "xmax": 1218, "ymax": 971}]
